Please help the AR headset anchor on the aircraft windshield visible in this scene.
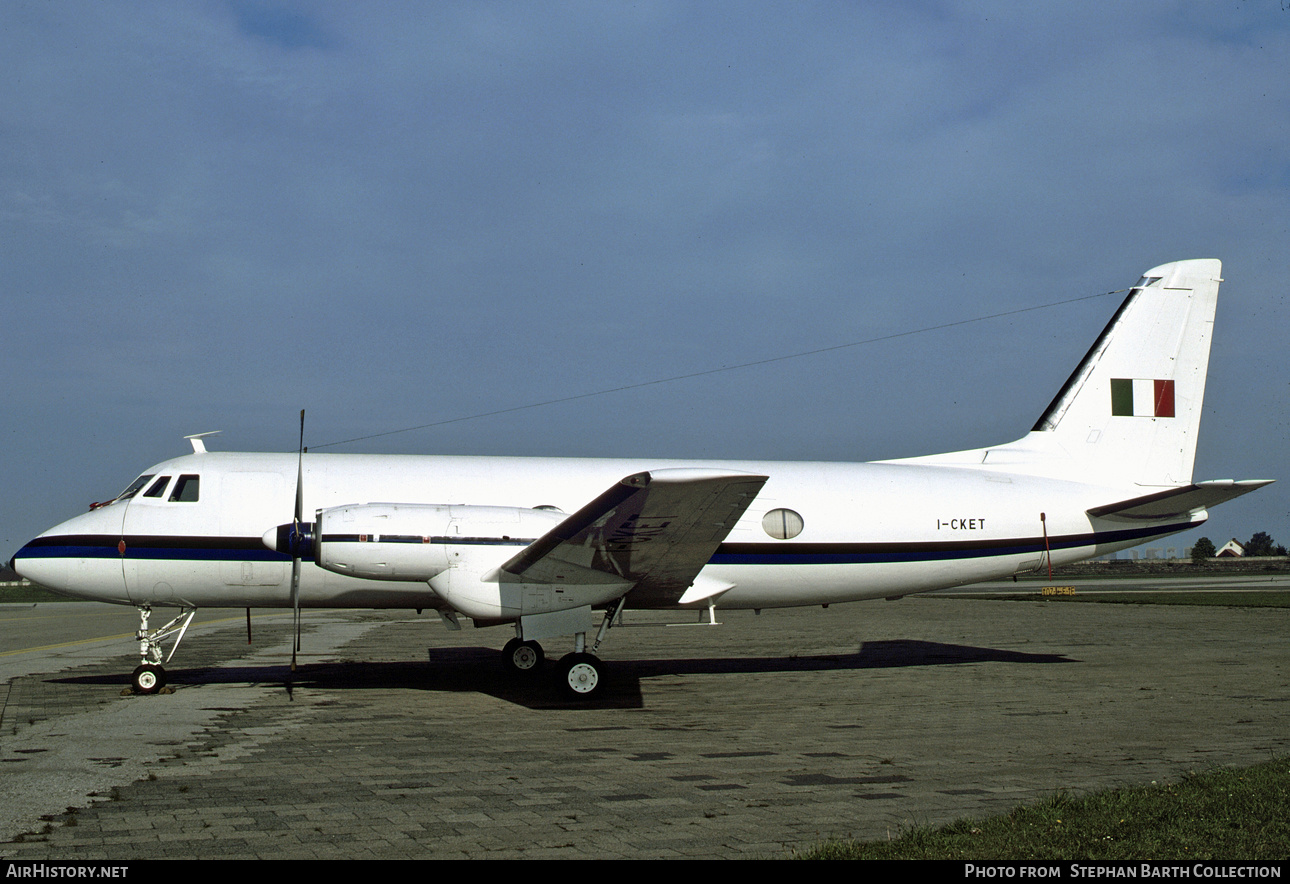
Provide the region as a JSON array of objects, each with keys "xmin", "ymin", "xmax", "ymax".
[
  {"xmin": 119, "ymin": 474, "xmax": 155, "ymax": 501},
  {"xmin": 91, "ymin": 474, "xmax": 156, "ymax": 509}
]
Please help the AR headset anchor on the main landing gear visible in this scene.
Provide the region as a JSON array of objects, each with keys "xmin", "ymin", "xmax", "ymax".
[
  {"xmin": 500, "ymin": 639, "xmax": 606, "ymax": 698},
  {"xmin": 499, "ymin": 599, "xmax": 624, "ymax": 699},
  {"xmin": 131, "ymin": 606, "xmax": 196, "ymax": 694}
]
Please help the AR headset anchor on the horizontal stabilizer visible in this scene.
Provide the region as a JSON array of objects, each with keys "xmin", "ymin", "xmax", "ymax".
[{"xmin": 1087, "ymin": 479, "xmax": 1274, "ymax": 521}]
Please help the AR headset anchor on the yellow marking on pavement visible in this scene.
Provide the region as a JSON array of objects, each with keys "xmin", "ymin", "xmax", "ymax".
[{"xmin": 0, "ymin": 611, "xmax": 293, "ymax": 657}]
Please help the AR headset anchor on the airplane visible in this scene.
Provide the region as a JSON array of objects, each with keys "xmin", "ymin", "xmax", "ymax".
[{"xmin": 9, "ymin": 258, "xmax": 1272, "ymax": 699}]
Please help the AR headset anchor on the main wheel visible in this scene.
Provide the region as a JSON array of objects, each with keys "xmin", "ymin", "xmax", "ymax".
[
  {"xmin": 558, "ymin": 652, "xmax": 602, "ymax": 699},
  {"xmin": 502, "ymin": 638, "xmax": 544, "ymax": 675},
  {"xmin": 131, "ymin": 664, "xmax": 165, "ymax": 694}
]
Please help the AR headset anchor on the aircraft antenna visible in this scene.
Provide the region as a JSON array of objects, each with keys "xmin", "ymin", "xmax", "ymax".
[
  {"xmin": 184, "ymin": 431, "xmax": 221, "ymax": 454},
  {"xmin": 310, "ymin": 287, "xmax": 1127, "ymax": 451}
]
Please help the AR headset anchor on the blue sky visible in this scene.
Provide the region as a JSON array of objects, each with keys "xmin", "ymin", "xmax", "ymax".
[{"xmin": 3, "ymin": 1, "xmax": 1287, "ymax": 556}]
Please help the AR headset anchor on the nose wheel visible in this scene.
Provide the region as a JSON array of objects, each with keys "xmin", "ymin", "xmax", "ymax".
[{"xmin": 131, "ymin": 663, "xmax": 166, "ymax": 694}]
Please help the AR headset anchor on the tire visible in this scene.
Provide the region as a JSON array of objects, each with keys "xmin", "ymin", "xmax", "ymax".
[
  {"xmin": 502, "ymin": 638, "xmax": 545, "ymax": 676},
  {"xmin": 558, "ymin": 652, "xmax": 602, "ymax": 699},
  {"xmin": 131, "ymin": 664, "xmax": 165, "ymax": 694}
]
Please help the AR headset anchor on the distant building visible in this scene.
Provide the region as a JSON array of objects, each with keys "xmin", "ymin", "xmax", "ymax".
[{"xmin": 1217, "ymin": 539, "xmax": 1245, "ymax": 558}]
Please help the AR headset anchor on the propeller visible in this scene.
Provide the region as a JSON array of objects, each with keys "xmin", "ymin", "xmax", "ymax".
[
  {"xmin": 291, "ymin": 409, "xmax": 305, "ymax": 670},
  {"xmin": 255, "ymin": 411, "xmax": 315, "ymax": 672}
]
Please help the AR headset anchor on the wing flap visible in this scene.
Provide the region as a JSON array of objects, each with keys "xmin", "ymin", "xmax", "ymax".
[
  {"xmin": 1087, "ymin": 479, "xmax": 1273, "ymax": 521},
  {"xmin": 501, "ymin": 468, "xmax": 768, "ymax": 606}
]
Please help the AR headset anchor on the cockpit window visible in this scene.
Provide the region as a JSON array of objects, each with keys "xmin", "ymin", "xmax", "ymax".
[
  {"xmin": 119, "ymin": 474, "xmax": 155, "ymax": 501},
  {"xmin": 169, "ymin": 474, "xmax": 200, "ymax": 502},
  {"xmin": 142, "ymin": 476, "xmax": 171, "ymax": 498}
]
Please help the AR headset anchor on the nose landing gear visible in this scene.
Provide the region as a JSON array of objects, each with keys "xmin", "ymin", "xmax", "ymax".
[{"xmin": 131, "ymin": 606, "xmax": 196, "ymax": 694}]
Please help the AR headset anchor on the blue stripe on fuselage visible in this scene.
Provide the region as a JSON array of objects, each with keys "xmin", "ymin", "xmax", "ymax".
[
  {"xmin": 14, "ymin": 535, "xmax": 293, "ymax": 563},
  {"xmin": 711, "ymin": 521, "xmax": 1193, "ymax": 565},
  {"xmin": 15, "ymin": 521, "xmax": 1192, "ymax": 568}
]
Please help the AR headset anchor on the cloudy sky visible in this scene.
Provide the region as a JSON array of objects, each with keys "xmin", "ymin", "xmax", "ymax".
[{"xmin": 3, "ymin": 1, "xmax": 1287, "ymax": 557}]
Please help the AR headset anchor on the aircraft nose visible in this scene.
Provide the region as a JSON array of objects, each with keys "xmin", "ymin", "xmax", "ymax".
[
  {"xmin": 10, "ymin": 507, "xmax": 131, "ymax": 603},
  {"xmin": 9, "ymin": 537, "xmax": 69, "ymax": 590}
]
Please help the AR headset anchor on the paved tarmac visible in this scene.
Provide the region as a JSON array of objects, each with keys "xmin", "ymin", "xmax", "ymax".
[{"xmin": 1, "ymin": 592, "xmax": 1287, "ymax": 859}]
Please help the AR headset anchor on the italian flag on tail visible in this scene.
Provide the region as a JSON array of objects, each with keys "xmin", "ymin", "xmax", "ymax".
[{"xmin": 1110, "ymin": 378, "xmax": 1175, "ymax": 417}]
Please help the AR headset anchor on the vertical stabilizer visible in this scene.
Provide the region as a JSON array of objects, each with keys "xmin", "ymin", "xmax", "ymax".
[
  {"xmin": 889, "ymin": 259, "xmax": 1222, "ymax": 487},
  {"xmin": 1032, "ymin": 258, "xmax": 1219, "ymax": 485}
]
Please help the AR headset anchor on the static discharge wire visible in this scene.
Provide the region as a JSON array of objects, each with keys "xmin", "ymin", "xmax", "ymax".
[{"xmin": 310, "ymin": 287, "xmax": 1128, "ymax": 451}]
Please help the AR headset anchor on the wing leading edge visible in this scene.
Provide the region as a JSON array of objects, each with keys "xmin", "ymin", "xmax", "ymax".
[{"xmin": 498, "ymin": 468, "xmax": 768, "ymax": 607}]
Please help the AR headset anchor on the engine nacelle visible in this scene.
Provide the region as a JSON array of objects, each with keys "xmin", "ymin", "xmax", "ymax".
[
  {"xmin": 314, "ymin": 503, "xmax": 565, "ymax": 581},
  {"xmin": 427, "ymin": 566, "xmax": 631, "ymax": 623}
]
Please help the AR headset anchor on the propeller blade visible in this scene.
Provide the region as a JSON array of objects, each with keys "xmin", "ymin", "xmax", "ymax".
[
  {"xmin": 291, "ymin": 409, "xmax": 304, "ymax": 671},
  {"xmin": 294, "ymin": 409, "xmax": 305, "ymax": 525},
  {"xmin": 290, "ymin": 558, "xmax": 302, "ymax": 669}
]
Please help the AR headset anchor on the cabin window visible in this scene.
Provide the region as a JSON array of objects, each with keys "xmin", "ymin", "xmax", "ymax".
[
  {"xmin": 142, "ymin": 476, "xmax": 171, "ymax": 498},
  {"xmin": 169, "ymin": 474, "xmax": 200, "ymax": 502},
  {"xmin": 762, "ymin": 508, "xmax": 804, "ymax": 540}
]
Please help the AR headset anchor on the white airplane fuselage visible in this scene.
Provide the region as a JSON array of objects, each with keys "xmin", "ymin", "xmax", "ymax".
[
  {"xmin": 8, "ymin": 260, "xmax": 1273, "ymax": 698},
  {"xmin": 14, "ymin": 449, "xmax": 1197, "ymax": 613}
]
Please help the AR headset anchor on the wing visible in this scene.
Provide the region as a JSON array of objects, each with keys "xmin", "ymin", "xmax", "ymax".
[
  {"xmin": 498, "ymin": 468, "xmax": 768, "ymax": 607},
  {"xmin": 1087, "ymin": 479, "xmax": 1273, "ymax": 521}
]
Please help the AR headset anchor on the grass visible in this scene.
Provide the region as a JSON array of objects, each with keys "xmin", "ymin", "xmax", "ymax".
[
  {"xmin": 795, "ymin": 756, "xmax": 1290, "ymax": 860},
  {"xmin": 0, "ymin": 583, "xmax": 81, "ymax": 604},
  {"xmin": 953, "ymin": 591, "xmax": 1290, "ymax": 608}
]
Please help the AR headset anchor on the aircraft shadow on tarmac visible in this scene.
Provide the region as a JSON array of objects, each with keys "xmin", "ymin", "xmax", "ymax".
[{"xmin": 47, "ymin": 640, "xmax": 1075, "ymax": 711}]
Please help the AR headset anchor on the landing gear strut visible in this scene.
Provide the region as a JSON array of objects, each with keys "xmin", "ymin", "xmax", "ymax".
[
  {"xmin": 554, "ymin": 597, "xmax": 626, "ymax": 699},
  {"xmin": 131, "ymin": 606, "xmax": 196, "ymax": 694}
]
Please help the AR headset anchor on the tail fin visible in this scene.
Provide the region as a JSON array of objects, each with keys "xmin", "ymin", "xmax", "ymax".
[
  {"xmin": 1029, "ymin": 258, "xmax": 1220, "ymax": 485},
  {"xmin": 892, "ymin": 259, "xmax": 1222, "ymax": 487}
]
